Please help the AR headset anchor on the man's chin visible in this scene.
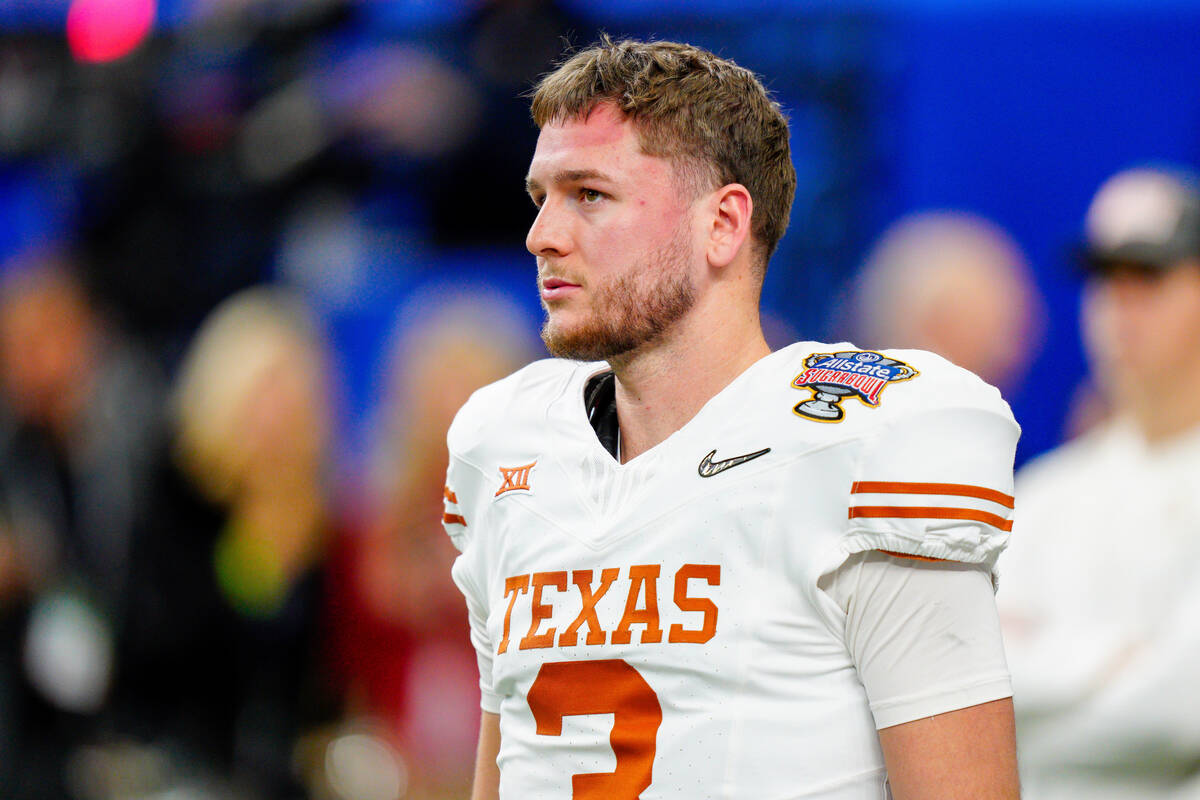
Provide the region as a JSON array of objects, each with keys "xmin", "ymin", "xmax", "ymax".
[{"xmin": 541, "ymin": 321, "xmax": 626, "ymax": 362}]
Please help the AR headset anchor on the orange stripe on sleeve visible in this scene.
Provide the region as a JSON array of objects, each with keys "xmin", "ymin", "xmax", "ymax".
[
  {"xmin": 444, "ymin": 486, "xmax": 459, "ymax": 503},
  {"xmin": 443, "ymin": 513, "xmax": 467, "ymax": 526},
  {"xmin": 850, "ymin": 481, "xmax": 1014, "ymax": 509},
  {"xmin": 878, "ymin": 550, "xmax": 946, "ymax": 563},
  {"xmin": 848, "ymin": 505, "xmax": 1013, "ymax": 532}
]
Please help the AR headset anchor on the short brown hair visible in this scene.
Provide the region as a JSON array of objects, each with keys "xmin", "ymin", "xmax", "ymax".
[{"xmin": 531, "ymin": 36, "xmax": 796, "ymax": 269}]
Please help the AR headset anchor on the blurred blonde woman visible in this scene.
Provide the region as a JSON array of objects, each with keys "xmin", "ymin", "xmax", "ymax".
[
  {"xmin": 150, "ymin": 285, "xmax": 337, "ymax": 797},
  {"xmin": 173, "ymin": 286, "xmax": 333, "ymax": 616}
]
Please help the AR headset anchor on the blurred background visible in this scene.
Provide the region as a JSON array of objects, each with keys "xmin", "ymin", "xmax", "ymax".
[{"xmin": 0, "ymin": 0, "xmax": 1197, "ymax": 798}]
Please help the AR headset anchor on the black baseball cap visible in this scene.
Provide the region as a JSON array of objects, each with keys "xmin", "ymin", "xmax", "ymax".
[{"xmin": 1078, "ymin": 166, "xmax": 1200, "ymax": 274}]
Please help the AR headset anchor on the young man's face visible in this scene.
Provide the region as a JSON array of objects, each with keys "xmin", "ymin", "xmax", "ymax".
[
  {"xmin": 525, "ymin": 102, "xmax": 700, "ymax": 361},
  {"xmin": 1082, "ymin": 260, "xmax": 1200, "ymax": 396}
]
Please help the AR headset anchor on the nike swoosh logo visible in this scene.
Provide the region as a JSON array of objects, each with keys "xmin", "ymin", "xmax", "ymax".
[{"xmin": 697, "ymin": 447, "xmax": 771, "ymax": 478}]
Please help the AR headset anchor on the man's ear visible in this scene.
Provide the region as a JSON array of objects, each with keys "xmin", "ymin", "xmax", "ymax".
[{"xmin": 706, "ymin": 183, "xmax": 754, "ymax": 269}]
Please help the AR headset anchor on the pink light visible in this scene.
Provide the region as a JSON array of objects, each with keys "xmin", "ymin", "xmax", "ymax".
[{"xmin": 67, "ymin": 0, "xmax": 157, "ymax": 64}]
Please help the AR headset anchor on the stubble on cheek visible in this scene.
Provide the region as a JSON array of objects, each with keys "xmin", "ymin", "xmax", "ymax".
[{"xmin": 539, "ymin": 231, "xmax": 695, "ymax": 362}]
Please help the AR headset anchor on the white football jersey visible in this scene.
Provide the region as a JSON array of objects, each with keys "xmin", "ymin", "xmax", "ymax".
[{"xmin": 444, "ymin": 342, "xmax": 1018, "ymax": 800}]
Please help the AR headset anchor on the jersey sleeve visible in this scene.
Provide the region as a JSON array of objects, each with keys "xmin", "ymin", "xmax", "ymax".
[
  {"xmin": 844, "ymin": 400, "xmax": 1019, "ymax": 570},
  {"xmin": 443, "ymin": 407, "xmax": 502, "ymax": 713},
  {"xmin": 451, "ymin": 545, "xmax": 502, "ymax": 714},
  {"xmin": 442, "ymin": 389, "xmax": 492, "ymax": 553},
  {"xmin": 442, "ymin": 478, "xmax": 469, "ymax": 554},
  {"xmin": 821, "ymin": 550, "xmax": 1012, "ymax": 729}
]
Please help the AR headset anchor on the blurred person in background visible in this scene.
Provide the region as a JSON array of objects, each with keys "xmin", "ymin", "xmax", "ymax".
[
  {"xmin": 849, "ymin": 211, "xmax": 1043, "ymax": 395},
  {"xmin": 327, "ymin": 294, "xmax": 537, "ymax": 799},
  {"xmin": 0, "ymin": 248, "xmax": 164, "ymax": 799},
  {"xmin": 999, "ymin": 165, "xmax": 1200, "ymax": 799},
  {"xmin": 100, "ymin": 286, "xmax": 337, "ymax": 799}
]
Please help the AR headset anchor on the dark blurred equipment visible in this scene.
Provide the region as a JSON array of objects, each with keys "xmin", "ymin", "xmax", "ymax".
[
  {"xmin": 0, "ymin": 2, "xmax": 357, "ymax": 365},
  {"xmin": 421, "ymin": 0, "xmax": 594, "ymax": 245},
  {"xmin": 0, "ymin": 0, "xmax": 599, "ymax": 366},
  {"xmin": 0, "ymin": 0, "xmax": 883, "ymax": 343}
]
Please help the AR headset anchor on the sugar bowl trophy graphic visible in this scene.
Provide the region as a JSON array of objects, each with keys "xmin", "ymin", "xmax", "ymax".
[{"xmin": 792, "ymin": 351, "xmax": 917, "ymax": 422}]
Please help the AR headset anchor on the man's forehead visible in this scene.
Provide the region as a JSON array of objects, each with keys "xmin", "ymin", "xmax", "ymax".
[
  {"xmin": 548, "ymin": 102, "xmax": 630, "ymax": 143},
  {"xmin": 528, "ymin": 103, "xmax": 647, "ymax": 176}
]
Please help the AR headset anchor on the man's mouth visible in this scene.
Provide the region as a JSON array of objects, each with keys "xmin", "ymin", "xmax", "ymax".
[{"xmin": 540, "ymin": 275, "xmax": 582, "ymax": 301}]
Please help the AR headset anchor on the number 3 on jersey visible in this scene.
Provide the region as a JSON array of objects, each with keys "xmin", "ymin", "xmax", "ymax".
[{"xmin": 528, "ymin": 659, "xmax": 663, "ymax": 799}]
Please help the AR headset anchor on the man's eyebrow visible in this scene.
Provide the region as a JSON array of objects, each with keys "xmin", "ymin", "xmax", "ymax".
[{"xmin": 525, "ymin": 169, "xmax": 615, "ymax": 194}]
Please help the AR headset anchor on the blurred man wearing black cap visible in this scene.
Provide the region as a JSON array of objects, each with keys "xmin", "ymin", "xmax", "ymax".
[
  {"xmin": 999, "ymin": 165, "xmax": 1200, "ymax": 799},
  {"xmin": 1077, "ymin": 167, "xmax": 1200, "ymax": 441}
]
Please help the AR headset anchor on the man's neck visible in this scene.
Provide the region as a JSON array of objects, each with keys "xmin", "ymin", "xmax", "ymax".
[{"xmin": 608, "ymin": 304, "xmax": 769, "ymax": 463}]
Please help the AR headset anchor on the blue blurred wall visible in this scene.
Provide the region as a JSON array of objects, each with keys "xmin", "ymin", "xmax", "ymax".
[{"xmin": 877, "ymin": 4, "xmax": 1200, "ymax": 462}]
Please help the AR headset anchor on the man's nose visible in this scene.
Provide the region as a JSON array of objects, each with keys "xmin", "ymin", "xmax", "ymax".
[{"xmin": 526, "ymin": 200, "xmax": 570, "ymax": 258}]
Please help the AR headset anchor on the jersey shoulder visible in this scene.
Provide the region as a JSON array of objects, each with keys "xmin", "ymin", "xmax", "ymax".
[
  {"xmin": 444, "ymin": 358, "xmax": 596, "ymax": 551},
  {"xmin": 774, "ymin": 341, "xmax": 1017, "ymax": 431},
  {"xmin": 774, "ymin": 343, "xmax": 1020, "ymax": 566},
  {"xmin": 447, "ymin": 357, "xmax": 594, "ymax": 466}
]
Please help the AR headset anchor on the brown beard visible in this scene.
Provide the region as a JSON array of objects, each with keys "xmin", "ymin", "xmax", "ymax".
[{"xmin": 539, "ymin": 228, "xmax": 696, "ymax": 361}]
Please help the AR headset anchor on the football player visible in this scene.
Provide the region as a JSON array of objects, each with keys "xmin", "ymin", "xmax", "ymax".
[{"xmin": 444, "ymin": 37, "xmax": 1020, "ymax": 800}]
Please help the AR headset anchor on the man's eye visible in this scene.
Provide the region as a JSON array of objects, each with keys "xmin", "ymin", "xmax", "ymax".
[{"xmin": 580, "ymin": 189, "xmax": 603, "ymax": 203}]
